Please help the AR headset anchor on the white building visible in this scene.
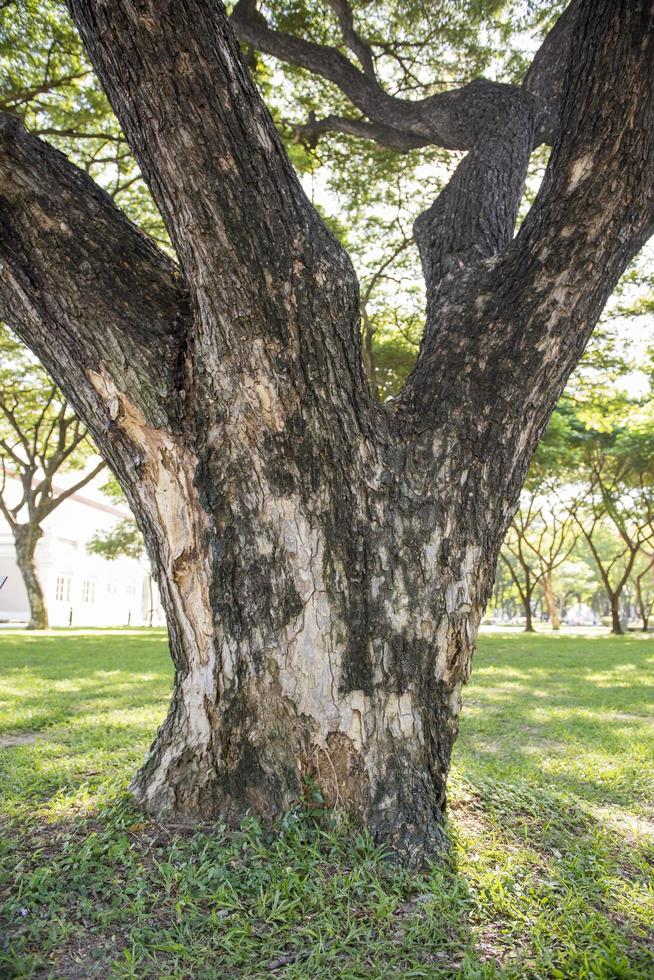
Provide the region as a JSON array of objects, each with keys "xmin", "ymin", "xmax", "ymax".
[{"xmin": 0, "ymin": 470, "xmax": 164, "ymax": 627}]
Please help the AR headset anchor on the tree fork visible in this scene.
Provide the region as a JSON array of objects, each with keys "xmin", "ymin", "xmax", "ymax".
[{"xmin": 0, "ymin": 0, "xmax": 651, "ymax": 860}]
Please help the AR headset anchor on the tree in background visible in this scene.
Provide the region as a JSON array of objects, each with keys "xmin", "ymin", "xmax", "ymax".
[
  {"xmin": 501, "ymin": 406, "xmax": 580, "ymax": 631},
  {"xmin": 632, "ymin": 551, "xmax": 654, "ymax": 632},
  {"xmin": 0, "ymin": 1, "xmax": 653, "ymax": 859},
  {"xmin": 569, "ymin": 443, "xmax": 654, "ymax": 635},
  {"xmin": 502, "ymin": 489, "xmax": 577, "ymax": 631},
  {"xmin": 0, "ymin": 325, "xmax": 104, "ymax": 628}
]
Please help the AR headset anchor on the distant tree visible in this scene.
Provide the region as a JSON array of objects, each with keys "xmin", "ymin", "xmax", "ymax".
[
  {"xmin": 632, "ymin": 551, "xmax": 654, "ymax": 632},
  {"xmin": 0, "ymin": 325, "xmax": 104, "ymax": 628},
  {"xmin": 501, "ymin": 488, "xmax": 577, "ymax": 632},
  {"xmin": 500, "ymin": 405, "xmax": 581, "ymax": 631},
  {"xmin": 570, "ymin": 455, "xmax": 653, "ymax": 635},
  {"xmin": 616, "ymin": 371, "xmax": 654, "ymax": 632}
]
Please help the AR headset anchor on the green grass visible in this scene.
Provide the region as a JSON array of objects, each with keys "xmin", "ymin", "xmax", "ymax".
[{"xmin": 0, "ymin": 629, "xmax": 652, "ymax": 978}]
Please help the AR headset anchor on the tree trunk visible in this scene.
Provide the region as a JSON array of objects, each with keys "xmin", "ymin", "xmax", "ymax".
[
  {"xmin": 109, "ymin": 396, "xmax": 482, "ymax": 859},
  {"xmin": 543, "ymin": 571, "xmax": 561, "ymax": 630},
  {"xmin": 634, "ymin": 571, "xmax": 652, "ymax": 632},
  {"xmin": 13, "ymin": 525, "xmax": 48, "ymax": 630},
  {"xmin": 1, "ymin": 0, "xmax": 653, "ymax": 862},
  {"xmin": 517, "ymin": 566, "xmax": 535, "ymax": 633},
  {"xmin": 523, "ymin": 586, "xmax": 535, "ymax": 633},
  {"xmin": 610, "ymin": 595, "xmax": 623, "ymax": 636}
]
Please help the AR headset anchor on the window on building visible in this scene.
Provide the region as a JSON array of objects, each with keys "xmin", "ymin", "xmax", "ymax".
[
  {"xmin": 125, "ymin": 581, "xmax": 137, "ymax": 597},
  {"xmin": 82, "ymin": 579, "xmax": 96, "ymax": 603},
  {"xmin": 55, "ymin": 575, "xmax": 71, "ymax": 602}
]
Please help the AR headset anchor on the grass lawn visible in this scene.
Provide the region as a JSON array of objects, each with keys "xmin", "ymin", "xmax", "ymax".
[{"xmin": 0, "ymin": 629, "xmax": 652, "ymax": 978}]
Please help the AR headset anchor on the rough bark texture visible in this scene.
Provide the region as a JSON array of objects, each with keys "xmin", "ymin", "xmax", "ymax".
[{"xmin": 0, "ymin": 0, "xmax": 653, "ymax": 860}]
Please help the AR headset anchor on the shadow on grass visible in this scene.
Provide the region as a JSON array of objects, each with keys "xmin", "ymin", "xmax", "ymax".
[{"xmin": 0, "ymin": 629, "xmax": 653, "ymax": 976}]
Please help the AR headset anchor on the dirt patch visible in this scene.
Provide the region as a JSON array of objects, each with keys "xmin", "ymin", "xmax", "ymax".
[{"xmin": 0, "ymin": 732, "xmax": 40, "ymax": 748}]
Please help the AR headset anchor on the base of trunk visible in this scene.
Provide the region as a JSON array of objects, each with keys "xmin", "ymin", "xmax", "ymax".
[{"xmin": 129, "ymin": 670, "xmax": 454, "ymax": 864}]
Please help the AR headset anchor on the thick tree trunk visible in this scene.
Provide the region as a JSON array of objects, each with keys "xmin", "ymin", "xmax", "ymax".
[
  {"xmin": 0, "ymin": 0, "xmax": 652, "ymax": 861},
  {"xmin": 13, "ymin": 525, "xmax": 48, "ymax": 630},
  {"xmin": 543, "ymin": 571, "xmax": 561, "ymax": 630},
  {"xmin": 97, "ymin": 387, "xmax": 479, "ymax": 858}
]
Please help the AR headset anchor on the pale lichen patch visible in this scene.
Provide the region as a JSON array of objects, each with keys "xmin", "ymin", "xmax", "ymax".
[{"xmin": 567, "ymin": 153, "xmax": 594, "ymax": 192}]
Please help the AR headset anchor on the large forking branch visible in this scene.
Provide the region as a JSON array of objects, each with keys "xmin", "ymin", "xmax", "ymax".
[
  {"xmin": 230, "ymin": 0, "xmax": 581, "ymax": 311},
  {"xmin": 231, "ymin": 1, "xmax": 653, "ymax": 434},
  {"xmin": 231, "ymin": 0, "xmax": 580, "ymax": 151},
  {"xmin": 0, "ymin": 112, "xmax": 189, "ymax": 435},
  {"xmin": 0, "ymin": 0, "xmax": 650, "ymax": 514},
  {"xmin": 403, "ymin": 0, "xmax": 654, "ymax": 522},
  {"xmin": 67, "ymin": 0, "xmax": 367, "ymax": 421}
]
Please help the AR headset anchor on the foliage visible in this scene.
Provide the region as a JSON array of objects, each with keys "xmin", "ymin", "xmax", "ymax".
[
  {"xmin": 0, "ymin": 324, "xmax": 93, "ymax": 477},
  {"xmin": 0, "ymin": 628, "xmax": 652, "ymax": 977},
  {"xmin": 88, "ymin": 518, "xmax": 145, "ymax": 562},
  {"xmin": 0, "ymin": 0, "xmax": 166, "ymax": 241}
]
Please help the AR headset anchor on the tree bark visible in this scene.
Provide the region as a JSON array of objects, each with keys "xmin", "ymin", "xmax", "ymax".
[
  {"xmin": 13, "ymin": 524, "xmax": 48, "ymax": 630},
  {"xmin": 543, "ymin": 571, "xmax": 561, "ymax": 630},
  {"xmin": 0, "ymin": 0, "xmax": 652, "ymax": 860},
  {"xmin": 524, "ymin": 593, "xmax": 535, "ymax": 634},
  {"xmin": 610, "ymin": 595, "xmax": 623, "ymax": 636}
]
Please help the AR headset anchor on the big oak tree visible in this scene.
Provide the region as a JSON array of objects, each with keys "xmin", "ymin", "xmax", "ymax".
[{"xmin": 0, "ymin": 0, "xmax": 652, "ymax": 860}]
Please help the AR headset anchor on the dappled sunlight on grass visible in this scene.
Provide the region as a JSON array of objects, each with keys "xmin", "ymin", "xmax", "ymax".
[
  {"xmin": 0, "ymin": 628, "xmax": 653, "ymax": 977},
  {"xmin": 449, "ymin": 631, "xmax": 654, "ymax": 977}
]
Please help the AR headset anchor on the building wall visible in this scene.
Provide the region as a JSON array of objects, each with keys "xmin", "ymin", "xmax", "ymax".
[{"xmin": 0, "ymin": 474, "xmax": 164, "ymax": 627}]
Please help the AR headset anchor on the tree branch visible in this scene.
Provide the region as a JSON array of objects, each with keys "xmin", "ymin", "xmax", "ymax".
[
  {"xmin": 286, "ymin": 111, "xmax": 427, "ymax": 153},
  {"xmin": 231, "ymin": 1, "xmax": 577, "ymax": 152},
  {"xmin": 0, "ymin": 113, "xmax": 189, "ymax": 432},
  {"xmin": 67, "ymin": 0, "xmax": 369, "ymax": 426},
  {"xmin": 523, "ymin": 0, "xmax": 582, "ymax": 144},
  {"xmin": 401, "ymin": 0, "xmax": 654, "ymax": 536},
  {"xmin": 325, "ymin": 0, "xmax": 376, "ymax": 79},
  {"xmin": 40, "ymin": 459, "xmax": 106, "ymax": 518}
]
